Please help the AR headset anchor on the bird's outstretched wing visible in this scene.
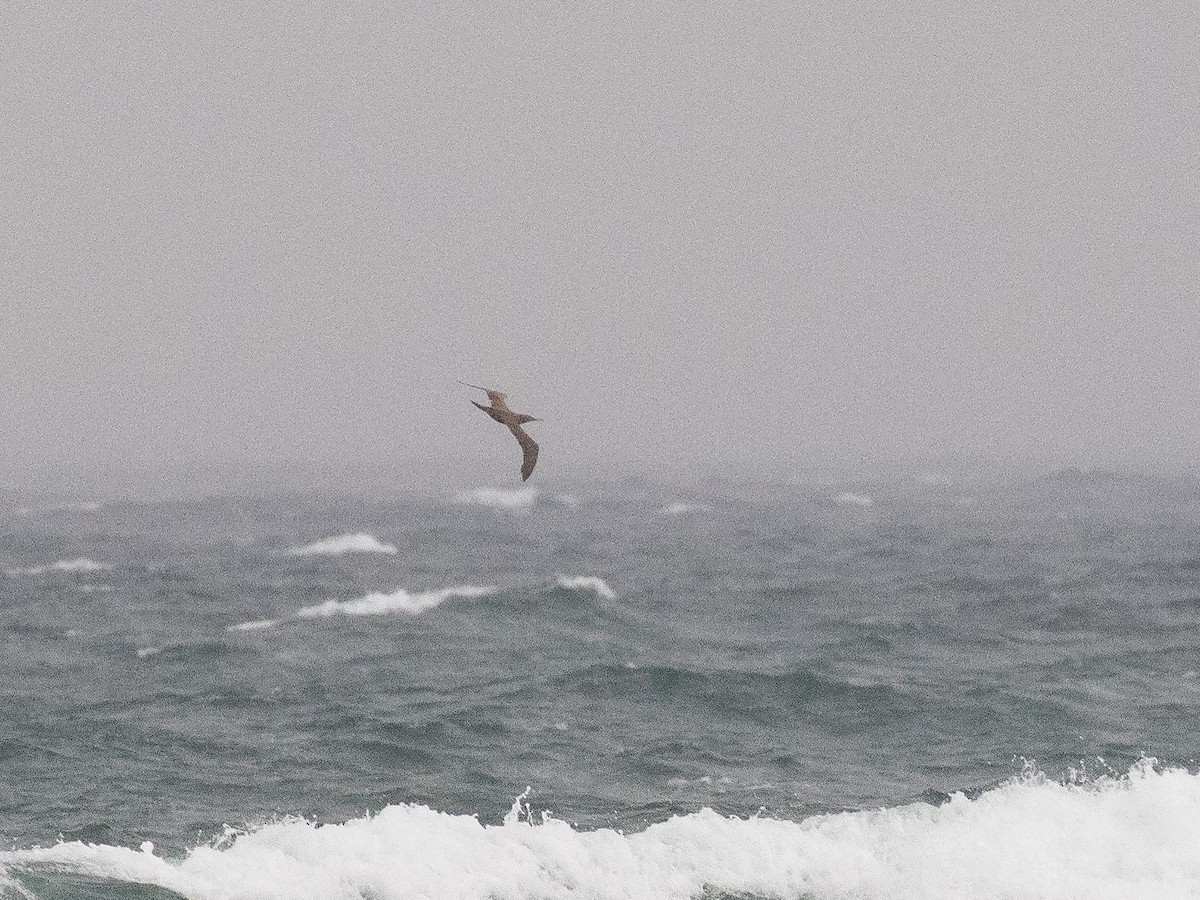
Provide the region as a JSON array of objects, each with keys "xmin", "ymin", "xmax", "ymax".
[
  {"xmin": 470, "ymin": 399, "xmax": 506, "ymax": 423},
  {"xmin": 508, "ymin": 423, "xmax": 539, "ymax": 481},
  {"xmin": 459, "ymin": 380, "xmax": 509, "ymax": 408}
]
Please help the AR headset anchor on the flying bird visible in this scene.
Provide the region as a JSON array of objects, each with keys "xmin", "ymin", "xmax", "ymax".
[{"xmin": 461, "ymin": 382, "xmax": 541, "ymax": 481}]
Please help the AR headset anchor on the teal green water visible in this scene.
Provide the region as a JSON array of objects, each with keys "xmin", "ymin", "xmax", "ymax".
[{"xmin": 2, "ymin": 472, "xmax": 1199, "ymax": 898}]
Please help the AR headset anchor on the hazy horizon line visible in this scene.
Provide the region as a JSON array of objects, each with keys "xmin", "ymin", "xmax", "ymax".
[{"xmin": 3, "ymin": 450, "xmax": 1197, "ymax": 502}]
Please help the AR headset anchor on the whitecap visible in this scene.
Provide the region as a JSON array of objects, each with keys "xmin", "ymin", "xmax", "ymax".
[
  {"xmin": 834, "ymin": 491, "xmax": 873, "ymax": 507},
  {"xmin": 0, "ymin": 870, "xmax": 32, "ymax": 900},
  {"xmin": 6, "ymin": 558, "xmax": 113, "ymax": 577},
  {"xmin": 136, "ymin": 647, "xmax": 160, "ymax": 659},
  {"xmin": 658, "ymin": 501, "xmax": 712, "ymax": 516},
  {"xmin": 54, "ymin": 500, "xmax": 105, "ymax": 513},
  {"xmin": 226, "ymin": 619, "xmax": 281, "ymax": 632},
  {"xmin": 3, "ymin": 761, "xmax": 1198, "ymax": 900},
  {"xmin": 556, "ymin": 575, "xmax": 617, "ymax": 601},
  {"xmin": 284, "ymin": 533, "xmax": 398, "ymax": 556},
  {"xmin": 14, "ymin": 500, "xmax": 104, "ymax": 516},
  {"xmin": 453, "ymin": 487, "xmax": 537, "ymax": 510},
  {"xmin": 297, "ymin": 584, "xmax": 496, "ymax": 618}
]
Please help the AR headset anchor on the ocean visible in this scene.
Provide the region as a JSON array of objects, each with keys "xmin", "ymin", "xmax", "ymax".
[{"xmin": 2, "ymin": 471, "xmax": 1199, "ymax": 899}]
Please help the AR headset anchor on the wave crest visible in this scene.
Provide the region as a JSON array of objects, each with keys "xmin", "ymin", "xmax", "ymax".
[
  {"xmin": 5, "ymin": 558, "xmax": 112, "ymax": 577},
  {"xmin": 297, "ymin": 584, "xmax": 496, "ymax": 618},
  {"xmin": 556, "ymin": 575, "xmax": 617, "ymax": 601},
  {"xmin": 658, "ymin": 501, "xmax": 713, "ymax": 516},
  {"xmin": 226, "ymin": 619, "xmax": 281, "ymax": 633},
  {"xmin": 834, "ymin": 492, "xmax": 873, "ymax": 507},
  {"xmin": 284, "ymin": 533, "xmax": 398, "ymax": 556},
  {"xmin": 3, "ymin": 762, "xmax": 1199, "ymax": 900},
  {"xmin": 454, "ymin": 487, "xmax": 537, "ymax": 510}
]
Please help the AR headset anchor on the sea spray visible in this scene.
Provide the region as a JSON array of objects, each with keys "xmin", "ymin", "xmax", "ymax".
[
  {"xmin": 3, "ymin": 763, "xmax": 1198, "ymax": 900},
  {"xmin": 454, "ymin": 487, "xmax": 538, "ymax": 510},
  {"xmin": 5, "ymin": 558, "xmax": 112, "ymax": 577},
  {"xmin": 555, "ymin": 575, "xmax": 617, "ymax": 601},
  {"xmin": 296, "ymin": 584, "xmax": 497, "ymax": 618},
  {"xmin": 284, "ymin": 534, "xmax": 398, "ymax": 556}
]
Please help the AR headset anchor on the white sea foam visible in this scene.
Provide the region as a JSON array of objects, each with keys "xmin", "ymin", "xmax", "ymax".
[
  {"xmin": 297, "ymin": 584, "xmax": 497, "ymax": 618},
  {"xmin": 226, "ymin": 619, "xmax": 281, "ymax": 632},
  {"xmin": 556, "ymin": 575, "xmax": 617, "ymax": 601},
  {"xmin": 2, "ymin": 762, "xmax": 1198, "ymax": 900},
  {"xmin": 834, "ymin": 491, "xmax": 874, "ymax": 507},
  {"xmin": 5, "ymin": 558, "xmax": 113, "ymax": 577},
  {"xmin": 284, "ymin": 533, "xmax": 398, "ymax": 556},
  {"xmin": 454, "ymin": 487, "xmax": 538, "ymax": 510},
  {"xmin": 0, "ymin": 870, "xmax": 33, "ymax": 900},
  {"xmin": 136, "ymin": 647, "xmax": 161, "ymax": 659},
  {"xmin": 659, "ymin": 501, "xmax": 713, "ymax": 516},
  {"xmin": 15, "ymin": 500, "xmax": 104, "ymax": 516},
  {"xmin": 56, "ymin": 500, "xmax": 104, "ymax": 512}
]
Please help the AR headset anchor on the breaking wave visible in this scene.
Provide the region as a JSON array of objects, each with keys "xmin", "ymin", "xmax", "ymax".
[
  {"xmin": 284, "ymin": 533, "xmax": 398, "ymax": 556},
  {"xmin": 2, "ymin": 761, "xmax": 1198, "ymax": 900},
  {"xmin": 454, "ymin": 487, "xmax": 538, "ymax": 510},
  {"xmin": 834, "ymin": 492, "xmax": 873, "ymax": 507},
  {"xmin": 556, "ymin": 575, "xmax": 617, "ymax": 601},
  {"xmin": 14, "ymin": 500, "xmax": 104, "ymax": 516},
  {"xmin": 5, "ymin": 558, "xmax": 112, "ymax": 577},
  {"xmin": 228, "ymin": 575, "xmax": 624, "ymax": 631},
  {"xmin": 225, "ymin": 619, "xmax": 281, "ymax": 633},
  {"xmin": 296, "ymin": 584, "xmax": 497, "ymax": 618},
  {"xmin": 659, "ymin": 501, "xmax": 713, "ymax": 516}
]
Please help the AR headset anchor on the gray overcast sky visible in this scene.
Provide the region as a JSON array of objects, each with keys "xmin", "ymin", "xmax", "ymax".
[{"xmin": 2, "ymin": 1, "xmax": 1198, "ymax": 489}]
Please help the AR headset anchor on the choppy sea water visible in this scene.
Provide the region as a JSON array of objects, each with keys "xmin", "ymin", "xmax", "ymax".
[{"xmin": 2, "ymin": 472, "xmax": 1200, "ymax": 899}]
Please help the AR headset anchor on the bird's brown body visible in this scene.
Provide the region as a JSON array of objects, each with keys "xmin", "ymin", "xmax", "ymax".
[{"xmin": 462, "ymin": 384, "xmax": 541, "ymax": 480}]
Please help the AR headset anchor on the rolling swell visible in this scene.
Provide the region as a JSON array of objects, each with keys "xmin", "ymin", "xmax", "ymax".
[
  {"xmin": 558, "ymin": 663, "xmax": 913, "ymax": 729},
  {"xmin": 4, "ymin": 477, "xmax": 1200, "ymax": 896}
]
